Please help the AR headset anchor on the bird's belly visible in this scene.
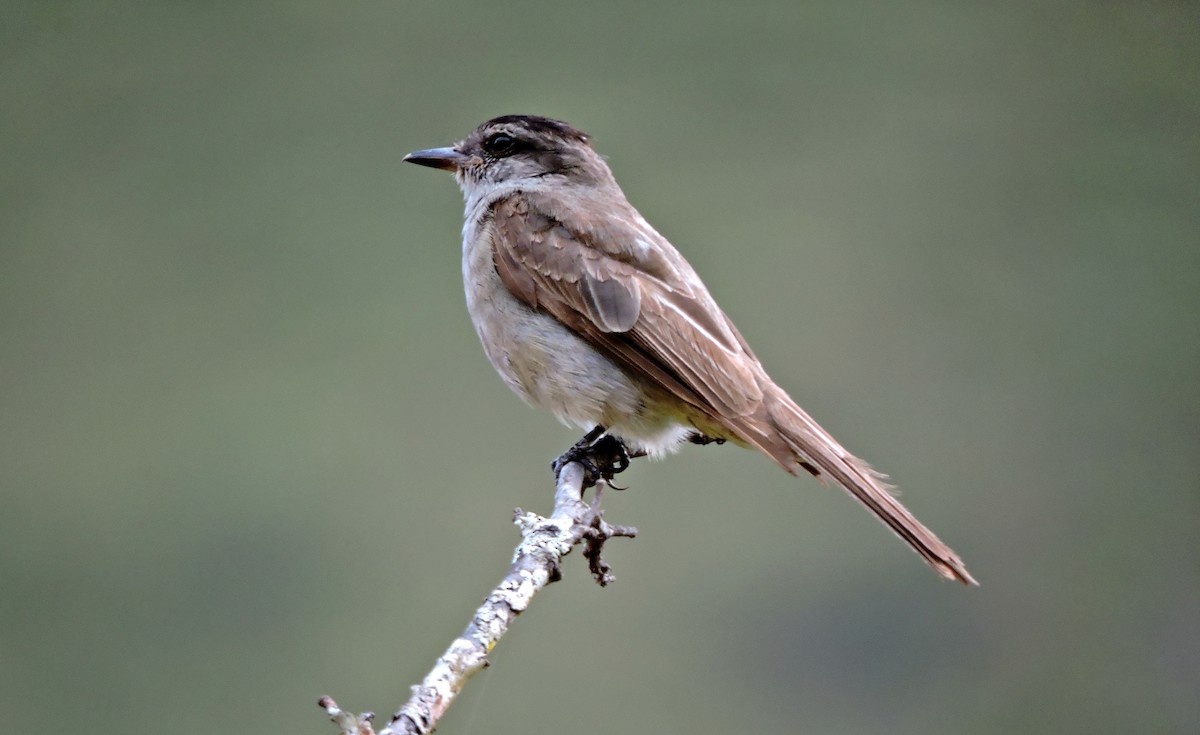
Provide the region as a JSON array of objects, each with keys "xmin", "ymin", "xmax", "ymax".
[
  {"xmin": 465, "ymin": 253, "xmax": 635, "ymax": 422},
  {"xmin": 462, "ymin": 237, "xmax": 696, "ymax": 455}
]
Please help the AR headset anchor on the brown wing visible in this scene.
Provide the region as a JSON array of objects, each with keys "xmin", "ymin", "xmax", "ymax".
[
  {"xmin": 491, "ymin": 193, "xmax": 976, "ymax": 584},
  {"xmin": 490, "ymin": 192, "xmax": 764, "ymax": 420}
]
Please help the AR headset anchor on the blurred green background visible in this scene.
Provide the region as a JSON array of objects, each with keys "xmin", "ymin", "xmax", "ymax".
[{"xmin": 3, "ymin": 2, "xmax": 1197, "ymax": 734}]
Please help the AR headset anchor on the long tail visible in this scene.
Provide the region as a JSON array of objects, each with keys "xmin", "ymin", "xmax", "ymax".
[{"xmin": 739, "ymin": 384, "xmax": 977, "ymax": 585}]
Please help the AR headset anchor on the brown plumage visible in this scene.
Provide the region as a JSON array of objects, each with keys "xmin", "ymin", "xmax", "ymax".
[{"xmin": 406, "ymin": 115, "xmax": 976, "ymax": 585}]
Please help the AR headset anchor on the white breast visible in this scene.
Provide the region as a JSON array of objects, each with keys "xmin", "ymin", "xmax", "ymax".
[{"xmin": 456, "ymin": 192, "xmax": 697, "ymax": 456}]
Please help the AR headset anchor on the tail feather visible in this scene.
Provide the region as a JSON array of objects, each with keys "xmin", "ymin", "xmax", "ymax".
[{"xmin": 754, "ymin": 385, "xmax": 977, "ymax": 585}]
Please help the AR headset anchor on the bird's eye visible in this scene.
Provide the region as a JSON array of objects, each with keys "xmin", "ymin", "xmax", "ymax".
[{"xmin": 482, "ymin": 133, "xmax": 518, "ymax": 156}]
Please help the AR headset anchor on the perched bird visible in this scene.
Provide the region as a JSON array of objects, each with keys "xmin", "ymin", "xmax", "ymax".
[{"xmin": 405, "ymin": 115, "xmax": 975, "ymax": 585}]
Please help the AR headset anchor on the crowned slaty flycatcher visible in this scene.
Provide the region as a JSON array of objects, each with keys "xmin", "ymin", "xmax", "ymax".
[{"xmin": 405, "ymin": 115, "xmax": 975, "ymax": 585}]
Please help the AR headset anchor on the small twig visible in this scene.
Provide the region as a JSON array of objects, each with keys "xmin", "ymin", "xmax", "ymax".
[
  {"xmin": 319, "ymin": 460, "xmax": 637, "ymax": 735},
  {"xmin": 581, "ymin": 487, "xmax": 638, "ymax": 586},
  {"xmin": 318, "ymin": 697, "xmax": 374, "ymax": 735}
]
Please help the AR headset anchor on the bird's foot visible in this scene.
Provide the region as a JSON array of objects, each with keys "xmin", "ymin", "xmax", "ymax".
[
  {"xmin": 552, "ymin": 427, "xmax": 639, "ymax": 488},
  {"xmin": 687, "ymin": 433, "xmax": 726, "ymax": 447}
]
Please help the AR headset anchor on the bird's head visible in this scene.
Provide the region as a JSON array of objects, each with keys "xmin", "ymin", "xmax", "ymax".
[{"xmin": 404, "ymin": 115, "xmax": 612, "ymax": 198}]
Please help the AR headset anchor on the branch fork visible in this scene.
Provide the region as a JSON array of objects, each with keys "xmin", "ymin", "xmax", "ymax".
[{"xmin": 320, "ymin": 453, "xmax": 637, "ymax": 735}]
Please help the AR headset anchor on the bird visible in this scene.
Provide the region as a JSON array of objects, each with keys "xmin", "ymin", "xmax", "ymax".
[{"xmin": 404, "ymin": 114, "xmax": 975, "ymax": 585}]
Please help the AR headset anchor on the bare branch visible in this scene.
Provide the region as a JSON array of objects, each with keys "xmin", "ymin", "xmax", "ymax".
[{"xmin": 319, "ymin": 459, "xmax": 637, "ymax": 735}]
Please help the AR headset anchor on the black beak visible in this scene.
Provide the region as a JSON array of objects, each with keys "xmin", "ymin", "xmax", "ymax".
[{"xmin": 403, "ymin": 147, "xmax": 468, "ymax": 172}]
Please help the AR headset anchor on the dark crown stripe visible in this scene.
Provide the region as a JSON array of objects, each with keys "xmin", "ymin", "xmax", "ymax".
[{"xmin": 482, "ymin": 115, "xmax": 589, "ymax": 143}]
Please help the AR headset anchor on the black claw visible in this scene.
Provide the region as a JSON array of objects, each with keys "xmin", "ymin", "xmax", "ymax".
[
  {"xmin": 591, "ymin": 435, "xmax": 631, "ymax": 488},
  {"xmin": 687, "ymin": 433, "xmax": 726, "ymax": 446},
  {"xmin": 552, "ymin": 428, "xmax": 637, "ymax": 487},
  {"xmin": 551, "ymin": 426, "xmax": 605, "ymax": 473}
]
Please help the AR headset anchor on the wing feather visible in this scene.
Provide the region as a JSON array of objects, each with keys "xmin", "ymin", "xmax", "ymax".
[{"xmin": 490, "ymin": 193, "xmax": 762, "ymax": 419}]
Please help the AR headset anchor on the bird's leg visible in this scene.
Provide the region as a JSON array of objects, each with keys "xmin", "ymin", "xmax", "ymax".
[
  {"xmin": 552, "ymin": 426, "xmax": 608, "ymax": 481},
  {"xmin": 688, "ymin": 433, "xmax": 726, "ymax": 447},
  {"xmin": 552, "ymin": 426, "xmax": 640, "ymax": 487}
]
